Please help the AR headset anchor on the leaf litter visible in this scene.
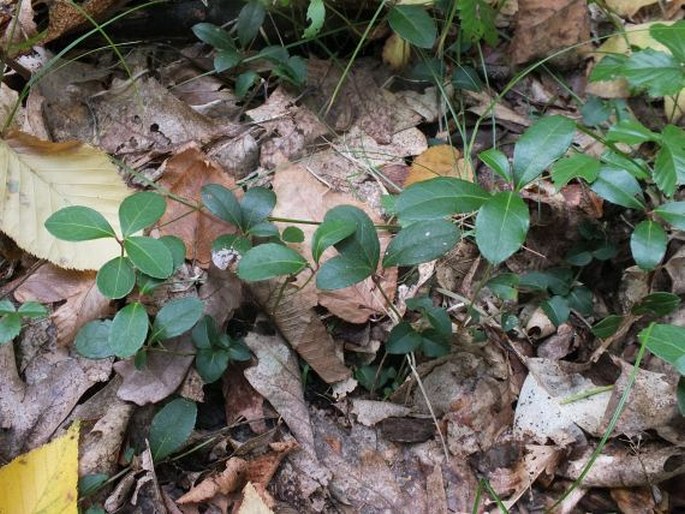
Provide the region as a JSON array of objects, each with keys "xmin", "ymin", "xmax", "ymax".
[{"xmin": 1, "ymin": 1, "xmax": 685, "ymax": 513}]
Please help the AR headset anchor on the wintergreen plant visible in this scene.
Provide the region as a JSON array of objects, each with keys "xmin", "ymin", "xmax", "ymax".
[{"xmin": 0, "ymin": 299, "xmax": 47, "ymax": 344}]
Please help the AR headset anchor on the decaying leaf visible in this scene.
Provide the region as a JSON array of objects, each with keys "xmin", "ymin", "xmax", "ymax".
[
  {"xmin": 405, "ymin": 144, "xmax": 472, "ymax": 186},
  {"xmin": 0, "ymin": 131, "xmax": 130, "ymax": 270}
]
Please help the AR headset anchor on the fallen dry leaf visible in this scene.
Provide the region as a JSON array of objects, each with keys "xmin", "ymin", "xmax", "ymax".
[
  {"xmin": 157, "ymin": 144, "xmax": 239, "ymax": 267},
  {"xmin": 237, "ymin": 482, "xmax": 274, "ymax": 514},
  {"xmin": 405, "ymin": 144, "xmax": 472, "ymax": 186},
  {"xmin": 177, "ymin": 457, "xmax": 248, "ymax": 504}
]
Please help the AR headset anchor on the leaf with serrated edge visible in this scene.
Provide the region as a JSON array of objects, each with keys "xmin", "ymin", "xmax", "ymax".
[{"xmin": 0, "ymin": 131, "xmax": 129, "ymax": 270}]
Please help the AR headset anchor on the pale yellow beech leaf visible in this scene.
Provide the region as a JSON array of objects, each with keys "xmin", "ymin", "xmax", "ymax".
[
  {"xmin": 588, "ymin": 22, "xmax": 685, "ymax": 121},
  {"xmin": 0, "ymin": 131, "xmax": 130, "ymax": 270},
  {"xmin": 605, "ymin": 0, "xmax": 657, "ymax": 17},
  {"xmin": 0, "ymin": 421, "xmax": 79, "ymax": 514},
  {"xmin": 382, "ymin": 32, "xmax": 412, "ymax": 70}
]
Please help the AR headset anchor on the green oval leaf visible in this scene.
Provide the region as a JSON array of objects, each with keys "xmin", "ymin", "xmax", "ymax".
[
  {"xmin": 241, "ymin": 187, "xmax": 276, "ymax": 231},
  {"xmin": 479, "ymin": 148, "xmax": 510, "ymax": 181},
  {"xmin": 201, "ymin": 184, "xmax": 242, "ymax": 227},
  {"xmin": 124, "ymin": 236, "xmax": 174, "ymax": 279},
  {"xmin": 387, "ymin": 5, "xmax": 437, "ymax": 49},
  {"xmin": 323, "ymin": 205, "xmax": 379, "ymax": 269},
  {"xmin": 0, "ymin": 313, "xmax": 21, "ymax": 343},
  {"xmin": 237, "ymin": 243, "xmax": 307, "ymax": 281},
  {"xmin": 96, "ymin": 257, "xmax": 136, "ymax": 299},
  {"xmin": 632, "ymin": 292, "xmax": 681, "ymax": 316},
  {"xmin": 475, "ymin": 192, "xmax": 530, "ymax": 265},
  {"xmin": 237, "ymin": 0, "xmax": 266, "ymax": 47},
  {"xmin": 651, "ymin": 21, "xmax": 685, "ymax": 62},
  {"xmin": 214, "ymin": 49, "xmax": 241, "ymax": 73},
  {"xmin": 17, "ymin": 301, "xmax": 48, "ymax": 318},
  {"xmin": 591, "ymin": 315, "xmax": 623, "ymax": 339},
  {"xmin": 383, "ymin": 220, "xmax": 460, "ymax": 267},
  {"xmin": 75, "ymin": 320, "xmax": 113, "ymax": 358},
  {"xmin": 315, "ymin": 255, "xmax": 374, "ymax": 291},
  {"xmin": 195, "ymin": 348, "xmax": 230, "ymax": 383},
  {"xmin": 119, "ymin": 192, "xmax": 166, "ymax": 238},
  {"xmin": 191, "ymin": 23, "xmax": 235, "ymax": 51},
  {"xmin": 150, "ymin": 297, "xmax": 204, "ymax": 342},
  {"xmin": 630, "ymin": 220, "xmax": 668, "ymax": 271},
  {"xmin": 622, "ymin": 49, "xmax": 685, "ymax": 97},
  {"xmin": 395, "ymin": 177, "xmax": 490, "ymax": 223},
  {"xmin": 655, "ymin": 201, "xmax": 685, "ymax": 229},
  {"xmin": 109, "ymin": 302, "xmax": 149, "ymax": 358},
  {"xmin": 149, "ymin": 398, "xmax": 197, "ymax": 461},
  {"xmin": 159, "ymin": 235, "xmax": 186, "ymax": 269},
  {"xmin": 282, "ymin": 226, "xmax": 305, "ymax": 243},
  {"xmin": 638, "ymin": 323, "xmax": 685, "ymax": 374},
  {"xmin": 512, "ymin": 115, "xmax": 575, "ymax": 190},
  {"xmin": 0, "ymin": 299, "xmax": 15, "ymax": 315},
  {"xmin": 541, "ymin": 295, "xmax": 570, "ymax": 326},
  {"xmin": 590, "ymin": 167, "xmax": 645, "ymax": 209},
  {"xmin": 654, "ymin": 125, "xmax": 685, "ymax": 196},
  {"xmin": 386, "ymin": 322, "xmax": 422, "ymax": 354},
  {"xmin": 45, "ymin": 206, "xmax": 116, "ymax": 241},
  {"xmin": 606, "ymin": 119, "xmax": 659, "ymax": 145},
  {"xmin": 311, "ymin": 219, "xmax": 356, "ymax": 263}
]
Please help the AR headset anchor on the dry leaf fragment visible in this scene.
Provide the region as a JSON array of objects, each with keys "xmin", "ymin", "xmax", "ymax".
[
  {"xmin": 238, "ymin": 482, "xmax": 274, "ymax": 514},
  {"xmin": 177, "ymin": 457, "xmax": 248, "ymax": 504},
  {"xmin": 405, "ymin": 144, "xmax": 472, "ymax": 186}
]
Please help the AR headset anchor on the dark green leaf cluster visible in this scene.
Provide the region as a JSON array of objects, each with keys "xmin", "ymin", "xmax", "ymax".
[
  {"xmin": 0, "ymin": 299, "xmax": 47, "ymax": 345},
  {"xmin": 386, "ymin": 297, "xmax": 452, "ymax": 357},
  {"xmin": 192, "ymin": 315, "xmax": 251, "ymax": 383}
]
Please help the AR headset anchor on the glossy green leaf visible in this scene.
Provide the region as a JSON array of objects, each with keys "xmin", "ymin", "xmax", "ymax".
[
  {"xmin": 651, "ymin": 21, "xmax": 685, "ymax": 62},
  {"xmin": 17, "ymin": 302, "xmax": 48, "ymax": 318},
  {"xmin": 240, "ymin": 187, "xmax": 276, "ymax": 230},
  {"xmin": 386, "ymin": 322, "xmax": 423, "ymax": 354},
  {"xmin": 589, "ymin": 54, "xmax": 628, "ymax": 82},
  {"xmin": 606, "ymin": 119, "xmax": 659, "ymax": 145},
  {"xmin": 315, "ymin": 256, "xmax": 374, "ymax": 290},
  {"xmin": 258, "ymin": 45, "xmax": 289, "ymax": 64},
  {"xmin": 235, "ymin": 71, "xmax": 259, "ymax": 98},
  {"xmin": 475, "ymin": 192, "xmax": 530, "ymax": 265},
  {"xmin": 311, "ymin": 219, "xmax": 356, "ymax": 263},
  {"xmin": 324, "ymin": 205, "xmax": 379, "ymax": 268},
  {"xmin": 638, "ymin": 323, "xmax": 685, "ymax": 374},
  {"xmin": 119, "ymin": 192, "xmax": 166, "ymax": 238},
  {"xmin": 655, "ymin": 124, "xmax": 685, "ymax": 195},
  {"xmin": 551, "ymin": 153, "xmax": 601, "ymax": 189},
  {"xmin": 590, "ymin": 167, "xmax": 645, "ymax": 209},
  {"xmin": 237, "ymin": 0, "xmax": 265, "ymax": 47},
  {"xmin": 237, "ymin": 243, "xmax": 307, "ymax": 281},
  {"xmin": 451, "ymin": 65, "xmax": 483, "ymax": 92},
  {"xmin": 45, "ymin": 206, "xmax": 116, "ymax": 241},
  {"xmin": 191, "ymin": 315, "xmax": 218, "ymax": 350},
  {"xmin": 592, "ymin": 315, "xmax": 623, "ymax": 338},
  {"xmin": 191, "ymin": 23, "xmax": 235, "ymax": 51},
  {"xmin": 457, "ymin": 0, "xmax": 498, "ymax": 45},
  {"xmin": 520, "ymin": 268, "xmax": 574, "ymax": 295},
  {"xmin": 214, "ymin": 49, "xmax": 241, "ymax": 73},
  {"xmin": 541, "ymin": 295, "xmax": 570, "ymax": 326},
  {"xmin": 124, "ymin": 236, "xmax": 174, "ymax": 279},
  {"xmin": 159, "ymin": 235, "xmax": 186, "ymax": 269},
  {"xmin": 632, "ymin": 292, "xmax": 681, "ymax": 316},
  {"xmin": 282, "ymin": 226, "xmax": 305, "ymax": 243},
  {"xmin": 212, "ymin": 234, "xmax": 252, "ymax": 255},
  {"xmin": 75, "ymin": 320, "xmax": 113, "ymax": 358},
  {"xmin": 0, "ymin": 299, "xmax": 15, "ymax": 315},
  {"xmin": 273, "ymin": 56, "xmax": 307, "ymax": 86},
  {"xmin": 387, "ymin": 5, "xmax": 437, "ymax": 49},
  {"xmin": 630, "ymin": 220, "xmax": 667, "ymax": 270},
  {"xmin": 486, "ymin": 273, "xmax": 519, "ymax": 301},
  {"xmin": 303, "ymin": 0, "xmax": 325, "ymax": 38},
  {"xmin": 247, "ymin": 222, "xmax": 278, "ymax": 238},
  {"xmin": 0, "ymin": 313, "xmax": 21, "ymax": 343},
  {"xmin": 383, "ymin": 220, "xmax": 460, "ymax": 267},
  {"xmin": 655, "ymin": 201, "xmax": 685, "ymax": 229},
  {"xmin": 479, "ymin": 148, "xmax": 510, "ymax": 181},
  {"xmin": 512, "ymin": 115, "xmax": 575, "ymax": 190},
  {"xmin": 149, "ymin": 398, "xmax": 197, "ymax": 461},
  {"xmin": 201, "ymin": 184, "xmax": 242, "ymax": 227},
  {"xmin": 150, "ymin": 297, "xmax": 204, "ymax": 342},
  {"xmin": 601, "ymin": 149, "xmax": 650, "ymax": 180},
  {"xmin": 567, "ymin": 286, "xmax": 593, "ymax": 316},
  {"xmin": 395, "ymin": 177, "xmax": 490, "ymax": 223},
  {"xmin": 96, "ymin": 257, "xmax": 136, "ymax": 299},
  {"xmin": 622, "ymin": 49, "xmax": 685, "ymax": 97},
  {"xmin": 195, "ymin": 348, "xmax": 230, "ymax": 383},
  {"xmin": 227, "ymin": 339, "xmax": 251, "ymax": 361},
  {"xmin": 109, "ymin": 302, "xmax": 149, "ymax": 358}
]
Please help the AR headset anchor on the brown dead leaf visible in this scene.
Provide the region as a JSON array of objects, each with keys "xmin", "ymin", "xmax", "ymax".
[
  {"xmin": 198, "ymin": 266, "xmax": 242, "ymax": 329},
  {"xmin": 177, "ymin": 457, "xmax": 248, "ymax": 504},
  {"xmin": 157, "ymin": 144, "xmax": 239, "ymax": 267},
  {"xmin": 114, "ymin": 336, "xmax": 194, "ymax": 406},
  {"xmin": 45, "ymin": 0, "xmax": 120, "ymax": 42},
  {"xmin": 14, "ymin": 264, "xmax": 112, "ymax": 346},
  {"xmin": 222, "ymin": 363, "xmax": 268, "ymax": 434},
  {"xmin": 244, "ymin": 440, "xmax": 298, "ymax": 486},
  {"xmin": 237, "ymin": 482, "xmax": 274, "ymax": 514},
  {"xmin": 405, "ymin": 145, "xmax": 472, "ymax": 186},
  {"xmin": 510, "ymin": 0, "xmax": 591, "ymax": 66}
]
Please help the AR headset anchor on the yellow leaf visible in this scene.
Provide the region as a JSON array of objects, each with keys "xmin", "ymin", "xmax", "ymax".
[
  {"xmin": 0, "ymin": 131, "xmax": 131, "ymax": 270},
  {"xmin": 0, "ymin": 422, "xmax": 79, "ymax": 514},
  {"xmin": 605, "ymin": 0, "xmax": 658, "ymax": 17},
  {"xmin": 382, "ymin": 32, "xmax": 412, "ymax": 70},
  {"xmin": 237, "ymin": 482, "xmax": 274, "ymax": 514},
  {"xmin": 405, "ymin": 145, "xmax": 472, "ymax": 186}
]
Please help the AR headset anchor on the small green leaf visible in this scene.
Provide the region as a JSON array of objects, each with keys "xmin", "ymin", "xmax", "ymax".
[
  {"xmin": 237, "ymin": 0, "xmax": 266, "ymax": 47},
  {"xmin": 303, "ymin": 0, "xmax": 325, "ymax": 38},
  {"xmin": 655, "ymin": 124, "xmax": 685, "ymax": 196},
  {"xmin": 520, "ymin": 268, "xmax": 573, "ymax": 295},
  {"xmin": 655, "ymin": 201, "xmax": 685, "ymax": 229},
  {"xmin": 273, "ymin": 56, "xmax": 307, "ymax": 86},
  {"xmin": 150, "ymin": 297, "xmax": 204, "ymax": 342},
  {"xmin": 475, "ymin": 192, "xmax": 530, "ymax": 265},
  {"xmin": 282, "ymin": 226, "xmax": 305, "ymax": 243},
  {"xmin": 149, "ymin": 398, "xmax": 197, "ymax": 461},
  {"xmin": 383, "ymin": 220, "xmax": 460, "ymax": 267},
  {"xmin": 214, "ymin": 49, "xmax": 241, "ymax": 73},
  {"xmin": 315, "ymin": 256, "xmax": 375, "ymax": 290},
  {"xmin": 589, "ymin": 54, "xmax": 628, "ymax": 82},
  {"xmin": 192, "ymin": 315, "xmax": 218, "ymax": 350},
  {"xmin": 212, "ymin": 234, "xmax": 252, "ymax": 255},
  {"xmin": 606, "ymin": 119, "xmax": 659, "ymax": 145},
  {"xmin": 591, "ymin": 315, "xmax": 623, "ymax": 339},
  {"xmin": 247, "ymin": 222, "xmax": 279, "ymax": 237},
  {"xmin": 590, "ymin": 167, "xmax": 645, "ymax": 209},
  {"xmin": 479, "ymin": 148, "xmax": 510, "ymax": 181},
  {"xmin": 512, "ymin": 115, "xmax": 575, "ymax": 190},
  {"xmin": 622, "ymin": 49, "xmax": 685, "ymax": 97},
  {"xmin": 0, "ymin": 313, "xmax": 21, "ymax": 343},
  {"xmin": 201, "ymin": 184, "xmax": 242, "ymax": 227},
  {"xmin": 79, "ymin": 474, "xmax": 109, "ymax": 497},
  {"xmin": 387, "ymin": 5, "xmax": 437, "ymax": 49},
  {"xmin": 45, "ymin": 206, "xmax": 116, "ymax": 241},
  {"xmin": 651, "ymin": 22, "xmax": 685, "ymax": 62},
  {"xmin": 638, "ymin": 323, "xmax": 685, "ymax": 374},
  {"xmin": 227, "ymin": 340, "xmax": 252, "ymax": 361},
  {"xmin": 258, "ymin": 45, "xmax": 289, "ymax": 64},
  {"xmin": 235, "ymin": 71, "xmax": 259, "ymax": 98},
  {"xmin": 75, "ymin": 320, "xmax": 114, "ymax": 358},
  {"xmin": 451, "ymin": 65, "xmax": 483, "ymax": 92},
  {"xmin": 196, "ymin": 348, "xmax": 230, "ymax": 383},
  {"xmin": 237, "ymin": 243, "xmax": 307, "ymax": 281},
  {"xmin": 191, "ymin": 23, "xmax": 235, "ymax": 51},
  {"xmin": 109, "ymin": 302, "xmax": 149, "ymax": 358},
  {"xmin": 541, "ymin": 295, "xmax": 570, "ymax": 326},
  {"xmin": 395, "ymin": 177, "xmax": 490, "ymax": 223},
  {"xmin": 124, "ymin": 236, "xmax": 174, "ymax": 279},
  {"xmin": 159, "ymin": 235, "xmax": 186, "ymax": 269},
  {"xmin": 0, "ymin": 299, "xmax": 15, "ymax": 315},
  {"xmin": 17, "ymin": 302, "xmax": 47, "ymax": 318},
  {"xmin": 311, "ymin": 219, "xmax": 358, "ymax": 264},
  {"xmin": 240, "ymin": 187, "xmax": 276, "ymax": 231},
  {"xmin": 119, "ymin": 192, "xmax": 166, "ymax": 238},
  {"xmin": 632, "ymin": 292, "xmax": 681, "ymax": 316},
  {"xmin": 551, "ymin": 154, "xmax": 600, "ymax": 189},
  {"xmin": 567, "ymin": 286, "xmax": 593, "ymax": 316},
  {"xmin": 601, "ymin": 150, "xmax": 650, "ymax": 180},
  {"xmin": 581, "ymin": 96, "xmax": 612, "ymax": 126},
  {"xmin": 486, "ymin": 273, "xmax": 519, "ymax": 301},
  {"xmin": 386, "ymin": 322, "xmax": 423, "ymax": 354},
  {"xmin": 630, "ymin": 220, "xmax": 667, "ymax": 270},
  {"xmin": 96, "ymin": 257, "xmax": 136, "ymax": 299},
  {"xmin": 324, "ymin": 205, "xmax": 379, "ymax": 269}
]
